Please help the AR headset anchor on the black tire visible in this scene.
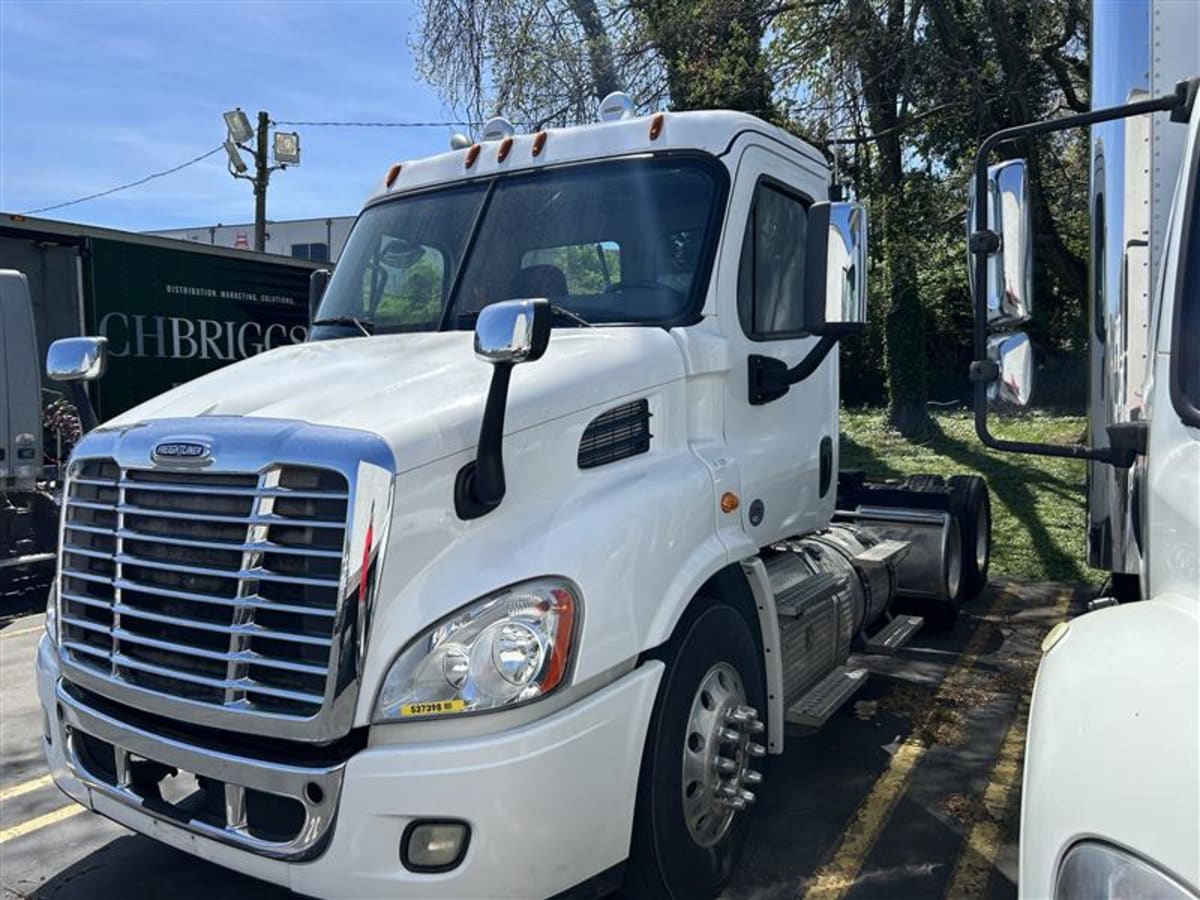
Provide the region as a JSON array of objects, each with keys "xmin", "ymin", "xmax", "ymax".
[
  {"xmin": 624, "ymin": 602, "xmax": 766, "ymax": 899},
  {"xmin": 948, "ymin": 474, "xmax": 991, "ymax": 602}
]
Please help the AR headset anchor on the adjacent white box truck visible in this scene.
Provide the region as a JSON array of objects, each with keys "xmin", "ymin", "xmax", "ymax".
[{"xmin": 964, "ymin": 1, "xmax": 1199, "ymax": 897}]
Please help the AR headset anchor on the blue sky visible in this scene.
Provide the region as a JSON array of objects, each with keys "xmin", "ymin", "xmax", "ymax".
[{"xmin": 0, "ymin": 0, "xmax": 458, "ymax": 231}]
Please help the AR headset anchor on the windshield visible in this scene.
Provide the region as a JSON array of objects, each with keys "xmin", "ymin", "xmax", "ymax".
[{"xmin": 312, "ymin": 156, "xmax": 724, "ymax": 336}]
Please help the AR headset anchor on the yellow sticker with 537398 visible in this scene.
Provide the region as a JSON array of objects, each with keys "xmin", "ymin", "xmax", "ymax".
[{"xmin": 400, "ymin": 699, "xmax": 467, "ymax": 717}]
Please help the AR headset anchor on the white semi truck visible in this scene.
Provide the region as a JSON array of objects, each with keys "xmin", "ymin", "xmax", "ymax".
[
  {"xmin": 965, "ymin": 1, "xmax": 1199, "ymax": 896},
  {"xmin": 35, "ymin": 102, "xmax": 992, "ymax": 898}
]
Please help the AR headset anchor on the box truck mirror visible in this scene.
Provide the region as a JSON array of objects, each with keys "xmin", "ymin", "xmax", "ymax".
[
  {"xmin": 986, "ymin": 332, "xmax": 1034, "ymax": 410},
  {"xmin": 968, "ymin": 159, "xmax": 1033, "ymax": 328},
  {"xmin": 46, "ymin": 336, "xmax": 108, "ymax": 434},
  {"xmin": 805, "ymin": 200, "xmax": 868, "ymax": 335},
  {"xmin": 455, "ymin": 298, "xmax": 552, "ymax": 519}
]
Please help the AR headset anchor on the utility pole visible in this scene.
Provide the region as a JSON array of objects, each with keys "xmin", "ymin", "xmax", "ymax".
[
  {"xmin": 222, "ymin": 108, "xmax": 301, "ymax": 253},
  {"xmin": 253, "ymin": 110, "xmax": 269, "ymax": 252}
]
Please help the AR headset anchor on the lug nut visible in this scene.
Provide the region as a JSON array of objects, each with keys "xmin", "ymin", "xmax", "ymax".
[
  {"xmin": 716, "ymin": 756, "xmax": 738, "ymax": 774},
  {"xmin": 718, "ymin": 727, "xmax": 741, "ymax": 743},
  {"xmin": 726, "ymin": 704, "xmax": 757, "ymax": 724},
  {"xmin": 716, "ymin": 783, "xmax": 737, "ymax": 798},
  {"xmin": 720, "ymin": 796, "xmax": 747, "ymax": 811},
  {"xmin": 748, "ymin": 742, "xmax": 767, "ymax": 757},
  {"xmin": 743, "ymin": 770, "xmax": 763, "ymax": 785},
  {"xmin": 746, "ymin": 719, "xmax": 765, "ymax": 734},
  {"xmin": 738, "ymin": 788, "xmax": 756, "ymax": 804}
]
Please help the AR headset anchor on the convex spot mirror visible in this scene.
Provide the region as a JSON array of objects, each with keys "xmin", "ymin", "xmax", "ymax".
[
  {"xmin": 805, "ymin": 201, "xmax": 868, "ymax": 335},
  {"xmin": 474, "ymin": 298, "xmax": 552, "ymax": 364},
  {"xmin": 46, "ymin": 336, "xmax": 108, "ymax": 382},
  {"xmin": 987, "ymin": 332, "xmax": 1034, "ymax": 410},
  {"xmin": 969, "ymin": 159, "xmax": 1033, "ymax": 327}
]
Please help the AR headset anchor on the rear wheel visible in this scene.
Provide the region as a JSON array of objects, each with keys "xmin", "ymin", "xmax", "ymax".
[
  {"xmin": 625, "ymin": 602, "xmax": 767, "ymax": 899},
  {"xmin": 948, "ymin": 474, "xmax": 991, "ymax": 601}
]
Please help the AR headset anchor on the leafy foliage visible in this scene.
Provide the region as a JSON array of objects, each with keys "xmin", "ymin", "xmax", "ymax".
[{"xmin": 412, "ymin": 0, "xmax": 1092, "ymax": 414}]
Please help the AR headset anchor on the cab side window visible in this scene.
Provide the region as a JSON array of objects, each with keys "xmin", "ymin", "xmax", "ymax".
[{"xmin": 738, "ymin": 181, "xmax": 809, "ymax": 338}]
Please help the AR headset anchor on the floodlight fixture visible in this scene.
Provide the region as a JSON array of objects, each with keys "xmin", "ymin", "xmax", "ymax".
[
  {"xmin": 224, "ymin": 140, "xmax": 248, "ymax": 174},
  {"xmin": 223, "ymin": 108, "xmax": 253, "ymax": 143},
  {"xmin": 274, "ymin": 131, "xmax": 300, "ymax": 165}
]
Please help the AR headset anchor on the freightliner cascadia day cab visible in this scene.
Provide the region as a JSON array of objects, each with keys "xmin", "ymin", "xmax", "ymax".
[
  {"xmin": 965, "ymin": 1, "xmax": 1199, "ymax": 897},
  {"xmin": 37, "ymin": 99, "xmax": 992, "ymax": 899}
]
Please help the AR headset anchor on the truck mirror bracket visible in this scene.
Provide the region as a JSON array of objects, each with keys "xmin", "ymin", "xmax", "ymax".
[
  {"xmin": 969, "ymin": 81, "xmax": 1197, "ymax": 467},
  {"xmin": 748, "ymin": 335, "xmax": 839, "ymax": 405}
]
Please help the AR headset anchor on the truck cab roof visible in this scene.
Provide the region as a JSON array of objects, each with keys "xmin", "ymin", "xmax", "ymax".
[{"xmin": 367, "ymin": 109, "xmax": 829, "ymax": 204}]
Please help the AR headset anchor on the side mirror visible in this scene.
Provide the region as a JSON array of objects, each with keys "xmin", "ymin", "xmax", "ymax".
[
  {"xmin": 309, "ymin": 268, "xmax": 331, "ymax": 324},
  {"xmin": 47, "ymin": 337, "xmax": 108, "ymax": 382},
  {"xmin": 46, "ymin": 336, "xmax": 108, "ymax": 434},
  {"xmin": 805, "ymin": 201, "xmax": 868, "ymax": 335},
  {"xmin": 456, "ymin": 299, "xmax": 552, "ymax": 520},
  {"xmin": 474, "ymin": 298, "xmax": 551, "ymax": 364},
  {"xmin": 969, "ymin": 160, "xmax": 1033, "ymax": 326},
  {"xmin": 987, "ymin": 332, "xmax": 1034, "ymax": 410}
]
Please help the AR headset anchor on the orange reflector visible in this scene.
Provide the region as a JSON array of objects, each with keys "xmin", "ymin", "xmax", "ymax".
[
  {"xmin": 532, "ymin": 131, "xmax": 548, "ymax": 157},
  {"xmin": 720, "ymin": 492, "xmax": 740, "ymax": 514},
  {"xmin": 649, "ymin": 113, "xmax": 665, "ymax": 141},
  {"xmin": 498, "ymin": 136, "xmax": 514, "ymax": 162},
  {"xmin": 384, "ymin": 163, "xmax": 402, "ymax": 188},
  {"xmin": 465, "ymin": 144, "xmax": 481, "ymax": 168}
]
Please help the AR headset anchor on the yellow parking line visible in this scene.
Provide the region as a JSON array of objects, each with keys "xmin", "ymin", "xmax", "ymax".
[
  {"xmin": 0, "ymin": 803, "xmax": 85, "ymax": 845},
  {"xmin": 944, "ymin": 696, "xmax": 1030, "ymax": 898},
  {"xmin": 944, "ymin": 590, "xmax": 1074, "ymax": 897},
  {"xmin": 0, "ymin": 774, "xmax": 53, "ymax": 803},
  {"xmin": 801, "ymin": 584, "xmax": 1022, "ymax": 900},
  {"xmin": 0, "ymin": 623, "xmax": 44, "ymax": 640}
]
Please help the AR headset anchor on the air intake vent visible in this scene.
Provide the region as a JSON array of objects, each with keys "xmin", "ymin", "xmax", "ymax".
[{"xmin": 578, "ymin": 400, "xmax": 652, "ymax": 469}]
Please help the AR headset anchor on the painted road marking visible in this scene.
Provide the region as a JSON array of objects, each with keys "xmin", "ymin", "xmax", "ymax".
[
  {"xmin": 944, "ymin": 590, "xmax": 1074, "ymax": 897},
  {"xmin": 801, "ymin": 584, "xmax": 1023, "ymax": 900},
  {"xmin": 0, "ymin": 623, "xmax": 44, "ymax": 640},
  {"xmin": 0, "ymin": 774, "xmax": 53, "ymax": 803},
  {"xmin": 0, "ymin": 803, "xmax": 85, "ymax": 845}
]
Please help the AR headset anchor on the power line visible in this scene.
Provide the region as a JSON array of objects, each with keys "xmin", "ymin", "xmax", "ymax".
[
  {"xmin": 273, "ymin": 119, "xmax": 474, "ymax": 128},
  {"xmin": 21, "ymin": 145, "xmax": 225, "ymax": 215}
]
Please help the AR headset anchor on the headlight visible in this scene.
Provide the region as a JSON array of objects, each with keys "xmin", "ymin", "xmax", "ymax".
[
  {"xmin": 45, "ymin": 581, "xmax": 59, "ymax": 645},
  {"xmin": 373, "ymin": 577, "xmax": 580, "ymax": 722},
  {"xmin": 1056, "ymin": 842, "xmax": 1197, "ymax": 900}
]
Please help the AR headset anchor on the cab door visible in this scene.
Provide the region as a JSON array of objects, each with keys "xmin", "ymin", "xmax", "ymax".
[{"xmin": 717, "ymin": 142, "xmax": 837, "ymax": 546}]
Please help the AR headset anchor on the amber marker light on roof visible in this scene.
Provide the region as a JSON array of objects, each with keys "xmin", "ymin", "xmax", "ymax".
[
  {"xmin": 384, "ymin": 163, "xmax": 402, "ymax": 188},
  {"xmin": 498, "ymin": 136, "xmax": 514, "ymax": 162},
  {"xmin": 465, "ymin": 144, "xmax": 481, "ymax": 168},
  {"xmin": 532, "ymin": 131, "xmax": 548, "ymax": 157},
  {"xmin": 649, "ymin": 113, "xmax": 665, "ymax": 140}
]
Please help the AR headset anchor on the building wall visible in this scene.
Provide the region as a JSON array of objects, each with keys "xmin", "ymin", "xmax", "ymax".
[{"xmin": 149, "ymin": 217, "xmax": 355, "ymax": 262}]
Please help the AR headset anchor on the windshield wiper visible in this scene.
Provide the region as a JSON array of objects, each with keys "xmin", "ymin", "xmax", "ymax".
[
  {"xmin": 455, "ymin": 305, "xmax": 592, "ymax": 328},
  {"xmin": 312, "ymin": 316, "xmax": 375, "ymax": 336}
]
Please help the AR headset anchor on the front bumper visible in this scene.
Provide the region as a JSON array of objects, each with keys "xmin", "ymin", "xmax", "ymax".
[{"xmin": 38, "ymin": 636, "xmax": 663, "ymax": 899}]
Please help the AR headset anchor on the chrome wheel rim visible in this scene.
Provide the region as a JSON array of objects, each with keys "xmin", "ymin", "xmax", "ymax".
[
  {"xmin": 945, "ymin": 518, "xmax": 963, "ymax": 601},
  {"xmin": 975, "ymin": 502, "xmax": 989, "ymax": 573},
  {"xmin": 680, "ymin": 662, "xmax": 765, "ymax": 848}
]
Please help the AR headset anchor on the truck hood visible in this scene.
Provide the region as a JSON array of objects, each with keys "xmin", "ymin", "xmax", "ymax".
[{"xmin": 104, "ymin": 328, "xmax": 686, "ymax": 472}]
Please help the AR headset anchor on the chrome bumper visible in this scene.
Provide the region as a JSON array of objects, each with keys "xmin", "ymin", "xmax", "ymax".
[{"xmin": 54, "ymin": 678, "xmax": 345, "ymax": 860}]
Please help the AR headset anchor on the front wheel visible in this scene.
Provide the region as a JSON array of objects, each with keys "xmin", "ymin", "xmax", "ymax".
[{"xmin": 625, "ymin": 602, "xmax": 767, "ymax": 899}]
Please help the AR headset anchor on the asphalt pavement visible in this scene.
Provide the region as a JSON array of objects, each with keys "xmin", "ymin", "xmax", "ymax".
[{"xmin": 0, "ymin": 571, "xmax": 1085, "ymax": 900}]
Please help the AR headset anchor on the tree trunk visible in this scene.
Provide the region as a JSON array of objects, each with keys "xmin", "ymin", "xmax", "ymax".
[{"xmin": 565, "ymin": 0, "xmax": 622, "ymax": 100}]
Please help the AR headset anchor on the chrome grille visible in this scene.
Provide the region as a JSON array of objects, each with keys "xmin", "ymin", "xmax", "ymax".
[{"xmin": 59, "ymin": 458, "xmax": 349, "ymax": 719}]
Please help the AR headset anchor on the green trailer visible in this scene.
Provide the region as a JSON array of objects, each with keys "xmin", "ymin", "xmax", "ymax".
[{"xmin": 0, "ymin": 213, "xmax": 323, "ymax": 575}]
